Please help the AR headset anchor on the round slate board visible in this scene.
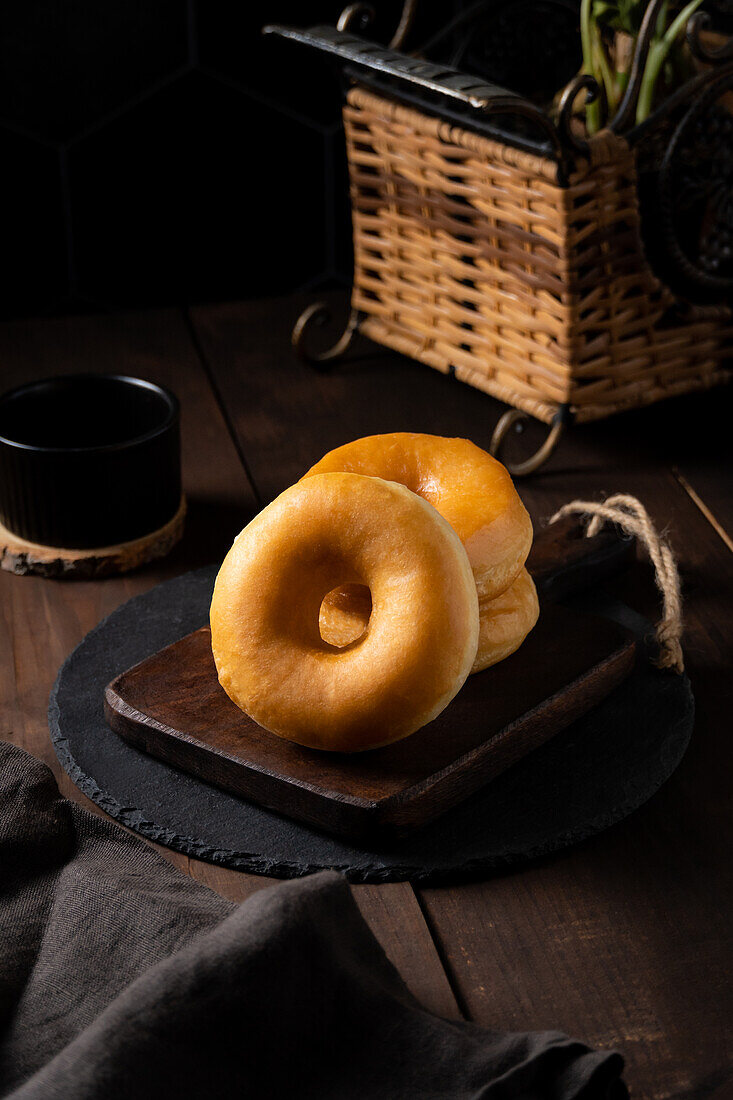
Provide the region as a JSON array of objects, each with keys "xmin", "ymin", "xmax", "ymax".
[{"xmin": 49, "ymin": 565, "xmax": 694, "ymax": 885}]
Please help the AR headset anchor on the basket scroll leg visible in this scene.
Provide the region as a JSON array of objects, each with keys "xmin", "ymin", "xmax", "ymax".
[
  {"xmin": 490, "ymin": 410, "xmax": 565, "ymax": 477},
  {"xmin": 292, "ymin": 302, "xmax": 361, "ymax": 367}
]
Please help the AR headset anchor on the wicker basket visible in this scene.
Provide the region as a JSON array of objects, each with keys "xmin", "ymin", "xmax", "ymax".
[
  {"xmin": 343, "ymin": 86, "xmax": 731, "ymax": 464},
  {"xmin": 272, "ymin": 14, "xmax": 733, "ymax": 472}
]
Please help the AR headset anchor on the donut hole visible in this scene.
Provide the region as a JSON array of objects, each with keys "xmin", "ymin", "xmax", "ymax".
[{"xmin": 319, "ymin": 583, "xmax": 372, "ymax": 648}]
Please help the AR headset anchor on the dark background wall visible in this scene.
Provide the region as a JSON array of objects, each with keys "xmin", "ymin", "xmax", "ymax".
[
  {"xmin": 1, "ymin": 1, "xmax": 455, "ymax": 320},
  {"xmin": 7, "ymin": 2, "xmax": 728, "ymax": 320}
]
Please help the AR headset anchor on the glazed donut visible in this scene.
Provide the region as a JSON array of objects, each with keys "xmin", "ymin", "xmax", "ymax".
[
  {"xmin": 472, "ymin": 567, "xmax": 539, "ymax": 674},
  {"xmin": 210, "ymin": 472, "xmax": 479, "ymax": 752},
  {"xmin": 303, "ymin": 433, "xmax": 532, "ymax": 600},
  {"xmin": 319, "ymin": 568, "xmax": 539, "ymax": 674}
]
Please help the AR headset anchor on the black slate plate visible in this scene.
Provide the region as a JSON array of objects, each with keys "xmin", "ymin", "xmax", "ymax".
[{"xmin": 49, "ymin": 565, "xmax": 694, "ymax": 885}]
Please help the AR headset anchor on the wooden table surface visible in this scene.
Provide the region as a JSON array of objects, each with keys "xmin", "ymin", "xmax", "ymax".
[{"xmin": 2, "ymin": 295, "xmax": 731, "ymax": 1099}]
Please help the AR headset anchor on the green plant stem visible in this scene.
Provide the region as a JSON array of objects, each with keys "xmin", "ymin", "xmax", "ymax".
[
  {"xmin": 580, "ymin": 0, "xmax": 603, "ymax": 132},
  {"xmin": 635, "ymin": 0, "xmax": 705, "ymax": 122},
  {"xmin": 580, "ymin": 0, "xmax": 594, "ymax": 68},
  {"xmin": 595, "ymin": 34, "xmax": 618, "ymax": 114}
]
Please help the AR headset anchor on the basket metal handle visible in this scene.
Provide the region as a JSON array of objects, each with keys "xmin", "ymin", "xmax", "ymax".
[{"xmin": 262, "ymin": 23, "xmax": 567, "ymax": 165}]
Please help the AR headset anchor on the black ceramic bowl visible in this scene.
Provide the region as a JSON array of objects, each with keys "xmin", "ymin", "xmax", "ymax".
[{"xmin": 0, "ymin": 375, "xmax": 181, "ymax": 549}]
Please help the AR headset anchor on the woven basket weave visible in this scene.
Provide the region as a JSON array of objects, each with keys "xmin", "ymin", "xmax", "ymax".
[{"xmin": 345, "ymin": 85, "xmax": 732, "ymax": 427}]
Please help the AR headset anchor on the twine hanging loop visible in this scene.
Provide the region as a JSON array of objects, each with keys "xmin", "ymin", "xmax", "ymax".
[{"xmin": 549, "ymin": 494, "xmax": 684, "ymax": 673}]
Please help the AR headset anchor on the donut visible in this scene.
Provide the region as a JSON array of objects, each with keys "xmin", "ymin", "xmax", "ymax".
[
  {"xmin": 472, "ymin": 567, "xmax": 539, "ymax": 674},
  {"xmin": 210, "ymin": 472, "xmax": 479, "ymax": 752},
  {"xmin": 303, "ymin": 433, "xmax": 532, "ymax": 600},
  {"xmin": 319, "ymin": 568, "xmax": 539, "ymax": 674}
]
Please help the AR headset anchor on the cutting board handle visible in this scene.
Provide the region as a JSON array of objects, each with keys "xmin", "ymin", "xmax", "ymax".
[{"xmin": 529, "ymin": 514, "xmax": 635, "ymax": 602}]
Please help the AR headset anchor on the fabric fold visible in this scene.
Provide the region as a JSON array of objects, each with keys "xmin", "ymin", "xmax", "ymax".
[{"xmin": 0, "ymin": 741, "xmax": 626, "ymax": 1099}]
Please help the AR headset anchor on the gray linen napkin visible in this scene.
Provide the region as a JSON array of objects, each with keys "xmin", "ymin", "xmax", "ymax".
[{"xmin": 0, "ymin": 740, "xmax": 626, "ymax": 1098}]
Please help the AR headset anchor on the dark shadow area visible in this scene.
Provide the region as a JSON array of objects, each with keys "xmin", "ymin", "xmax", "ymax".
[{"xmin": 164, "ymin": 494, "xmax": 254, "ymax": 572}]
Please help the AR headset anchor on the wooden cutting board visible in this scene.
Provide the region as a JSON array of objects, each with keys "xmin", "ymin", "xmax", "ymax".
[{"xmin": 105, "ymin": 518, "xmax": 637, "ymax": 842}]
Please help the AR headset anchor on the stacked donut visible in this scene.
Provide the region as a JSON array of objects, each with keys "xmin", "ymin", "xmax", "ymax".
[{"xmin": 210, "ymin": 434, "xmax": 538, "ymax": 753}]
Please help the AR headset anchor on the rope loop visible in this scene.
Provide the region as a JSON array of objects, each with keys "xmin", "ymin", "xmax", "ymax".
[{"xmin": 549, "ymin": 494, "xmax": 684, "ymax": 673}]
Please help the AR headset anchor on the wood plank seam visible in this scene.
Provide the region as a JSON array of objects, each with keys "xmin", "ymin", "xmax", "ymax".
[
  {"xmin": 413, "ymin": 891, "xmax": 471, "ymax": 1021},
  {"xmin": 672, "ymin": 467, "xmax": 733, "ymax": 555},
  {"xmin": 183, "ymin": 306, "xmax": 265, "ymax": 510}
]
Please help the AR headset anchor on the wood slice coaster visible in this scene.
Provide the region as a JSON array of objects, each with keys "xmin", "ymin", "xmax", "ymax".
[{"xmin": 0, "ymin": 497, "xmax": 186, "ymax": 579}]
